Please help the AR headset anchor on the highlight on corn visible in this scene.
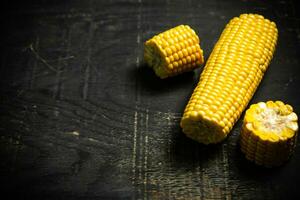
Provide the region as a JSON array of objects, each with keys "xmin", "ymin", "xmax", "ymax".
[
  {"xmin": 240, "ymin": 101, "xmax": 298, "ymax": 167},
  {"xmin": 180, "ymin": 14, "xmax": 278, "ymax": 144},
  {"xmin": 144, "ymin": 25, "xmax": 204, "ymax": 79}
]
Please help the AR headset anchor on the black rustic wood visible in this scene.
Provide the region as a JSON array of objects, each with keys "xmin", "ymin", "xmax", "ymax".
[{"xmin": 1, "ymin": 0, "xmax": 300, "ymax": 199}]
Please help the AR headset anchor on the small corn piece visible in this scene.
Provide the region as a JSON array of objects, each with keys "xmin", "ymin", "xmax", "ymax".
[
  {"xmin": 144, "ymin": 25, "xmax": 204, "ymax": 79},
  {"xmin": 180, "ymin": 14, "xmax": 278, "ymax": 144},
  {"xmin": 240, "ymin": 101, "xmax": 298, "ymax": 167}
]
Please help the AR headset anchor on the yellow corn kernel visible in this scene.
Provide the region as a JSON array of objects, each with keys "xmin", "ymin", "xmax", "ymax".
[
  {"xmin": 144, "ymin": 25, "xmax": 204, "ymax": 79},
  {"xmin": 240, "ymin": 101, "xmax": 298, "ymax": 167},
  {"xmin": 180, "ymin": 14, "xmax": 278, "ymax": 144}
]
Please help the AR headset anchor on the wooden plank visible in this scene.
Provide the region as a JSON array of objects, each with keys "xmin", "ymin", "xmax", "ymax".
[{"xmin": 0, "ymin": 0, "xmax": 300, "ymax": 199}]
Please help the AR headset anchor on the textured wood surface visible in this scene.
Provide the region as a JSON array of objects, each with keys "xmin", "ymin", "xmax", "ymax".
[{"xmin": 1, "ymin": 0, "xmax": 300, "ymax": 199}]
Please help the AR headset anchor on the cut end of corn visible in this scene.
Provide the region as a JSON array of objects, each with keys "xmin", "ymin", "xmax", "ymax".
[
  {"xmin": 144, "ymin": 25, "xmax": 204, "ymax": 79},
  {"xmin": 181, "ymin": 14, "xmax": 278, "ymax": 144},
  {"xmin": 181, "ymin": 112, "xmax": 226, "ymax": 144},
  {"xmin": 240, "ymin": 101, "xmax": 298, "ymax": 167}
]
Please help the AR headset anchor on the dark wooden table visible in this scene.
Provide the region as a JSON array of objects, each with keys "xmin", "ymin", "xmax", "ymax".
[{"xmin": 1, "ymin": 0, "xmax": 300, "ymax": 199}]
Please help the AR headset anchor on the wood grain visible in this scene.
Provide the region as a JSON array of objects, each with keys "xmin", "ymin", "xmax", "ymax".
[{"xmin": 0, "ymin": 0, "xmax": 300, "ymax": 199}]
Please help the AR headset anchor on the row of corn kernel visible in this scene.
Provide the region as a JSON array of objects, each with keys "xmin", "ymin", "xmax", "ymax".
[
  {"xmin": 184, "ymin": 14, "xmax": 271, "ymax": 120},
  {"xmin": 181, "ymin": 14, "xmax": 278, "ymax": 143},
  {"xmin": 206, "ymin": 15, "xmax": 275, "ymax": 130}
]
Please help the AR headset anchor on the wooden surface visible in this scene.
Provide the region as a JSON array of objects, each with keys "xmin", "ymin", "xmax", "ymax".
[{"xmin": 1, "ymin": 0, "xmax": 300, "ymax": 199}]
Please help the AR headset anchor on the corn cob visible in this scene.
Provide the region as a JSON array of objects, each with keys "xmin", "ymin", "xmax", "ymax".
[
  {"xmin": 240, "ymin": 101, "xmax": 298, "ymax": 167},
  {"xmin": 180, "ymin": 14, "xmax": 278, "ymax": 144},
  {"xmin": 144, "ymin": 25, "xmax": 204, "ymax": 79}
]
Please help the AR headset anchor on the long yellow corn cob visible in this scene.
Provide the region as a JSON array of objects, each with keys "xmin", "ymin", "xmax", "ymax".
[
  {"xmin": 144, "ymin": 25, "xmax": 204, "ymax": 78},
  {"xmin": 180, "ymin": 14, "xmax": 278, "ymax": 144},
  {"xmin": 240, "ymin": 101, "xmax": 298, "ymax": 167}
]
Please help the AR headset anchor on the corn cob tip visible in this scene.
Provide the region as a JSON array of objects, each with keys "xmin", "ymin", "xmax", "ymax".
[
  {"xmin": 144, "ymin": 25, "xmax": 204, "ymax": 79},
  {"xmin": 240, "ymin": 101, "xmax": 298, "ymax": 167}
]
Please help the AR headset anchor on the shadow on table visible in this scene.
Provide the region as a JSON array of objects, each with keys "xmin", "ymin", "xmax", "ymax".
[
  {"xmin": 129, "ymin": 63, "xmax": 197, "ymax": 94},
  {"xmin": 233, "ymin": 143, "xmax": 284, "ymax": 181},
  {"xmin": 169, "ymin": 129, "xmax": 223, "ymax": 168},
  {"xmin": 169, "ymin": 127, "xmax": 284, "ymax": 179}
]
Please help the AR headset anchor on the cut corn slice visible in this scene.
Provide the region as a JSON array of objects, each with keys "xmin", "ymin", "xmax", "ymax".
[
  {"xmin": 144, "ymin": 25, "xmax": 204, "ymax": 79},
  {"xmin": 180, "ymin": 14, "xmax": 278, "ymax": 144},
  {"xmin": 240, "ymin": 101, "xmax": 298, "ymax": 167}
]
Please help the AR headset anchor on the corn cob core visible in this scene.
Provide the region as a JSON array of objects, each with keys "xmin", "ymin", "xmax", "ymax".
[
  {"xmin": 181, "ymin": 14, "xmax": 278, "ymax": 144},
  {"xmin": 240, "ymin": 101, "xmax": 298, "ymax": 167},
  {"xmin": 144, "ymin": 25, "xmax": 204, "ymax": 79}
]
